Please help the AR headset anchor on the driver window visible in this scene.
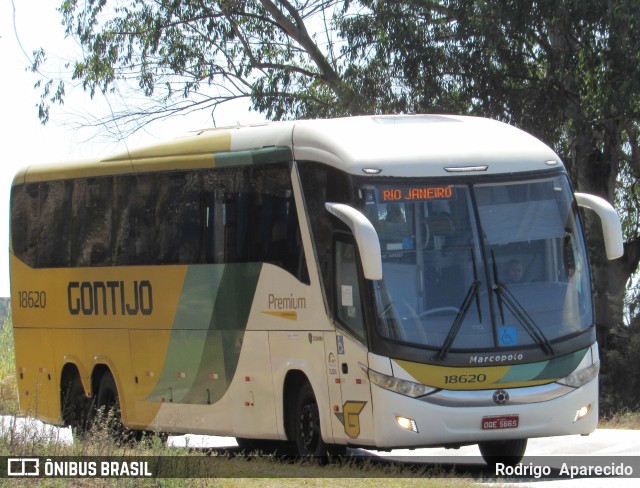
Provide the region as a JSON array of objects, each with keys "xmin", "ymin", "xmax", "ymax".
[{"xmin": 335, "ymin": 239, "xmax": 366, "ymax": 343}]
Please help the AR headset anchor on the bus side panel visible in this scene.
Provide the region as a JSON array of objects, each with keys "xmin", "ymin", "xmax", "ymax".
[
  {"xmin": 14, "ymin": 327, "xmax": 134, "ymax": 429},
  {"xmin": 247, "ymin": 262, "xmax": 333, "ymax": 442},
  {"xmin": 128, "ymin": 329, "xmax": 171, "ymax": 429},
  {"xmin": 130, "ymin": 328, "xmax": 237, "ymax": 435},
  {"xmin": 13, "ymin": 328, "xmax": 58, "ymax": 424},
  {"xmin": 150, "ymin": 400, "xmax": 233, "ymax": 436},
  {"xmin": 269, "ymin": 329, "xmax": 332, "ymax": 441},
  {"xmin": 331, "ymin": 332, "xmax": 375, "ymax": 446},
  {"xmin": 130, "ymin": 262, "xmax": 263, "ymax": 434},
  {"xmin": 78, "ymin": 328, "xmax": 133, "ymax": 420},
  {"xmin": 10, "ymin": 254, "xmax": 187, "ymax": 427},
  {"xmin": 229, "ymin": 330, "xmax": 278, "ymax": 438}
]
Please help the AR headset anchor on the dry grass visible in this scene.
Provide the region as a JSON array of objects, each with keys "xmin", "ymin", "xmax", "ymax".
[
  {"xmin": 0, "ymin": 316, "xmax": 19, "ymax": 415},
  {"xmin": 599, "ymin": 410, "xmax": 640, "ymax": 429}
]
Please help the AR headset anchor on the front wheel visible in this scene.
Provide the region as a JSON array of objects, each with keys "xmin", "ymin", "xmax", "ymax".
[
  {"xmin": 293, "ymin": 381, "xmax": 345, "ymax": 458},
  {"xmin": 478, "ymin": 438, "xmax": 527, "ymax": 467}
]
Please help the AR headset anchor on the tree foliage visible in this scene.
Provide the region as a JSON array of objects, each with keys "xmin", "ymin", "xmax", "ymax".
[
  {"xmin": 34, "ymin": 0, "xmax": 640, "ymax": 412},
  {"xmin": 35, "ymin": 0, "xmax": 358, "ymax": 128}
]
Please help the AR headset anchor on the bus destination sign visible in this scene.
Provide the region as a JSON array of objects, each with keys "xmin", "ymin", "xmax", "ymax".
[{"xmin": 381, "ymin": 186, "xmax": 453, "ymax": 202}]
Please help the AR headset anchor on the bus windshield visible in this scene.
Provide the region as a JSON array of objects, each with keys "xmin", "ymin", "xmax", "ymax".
[{"xmin": 357, "ymin": 174, "xmax": 592, "ymax": 353}]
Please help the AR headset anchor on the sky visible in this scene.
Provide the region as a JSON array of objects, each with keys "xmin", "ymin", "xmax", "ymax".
[{"xmin": 0, "ymin": 1, "xmax": 265, "ymax": 297}]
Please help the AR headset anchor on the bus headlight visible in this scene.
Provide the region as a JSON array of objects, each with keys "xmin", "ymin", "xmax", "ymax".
[
  {"xmin": 361, "ymin": 364, "xmax": 436, "ymax": 398},
  {"xmin": 556, "ymin": 361, "xmax": 600, "ymax": 388}
]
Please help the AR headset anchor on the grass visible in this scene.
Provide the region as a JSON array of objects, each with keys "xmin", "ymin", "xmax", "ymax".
[
  {"xmin": 0, "ymin": 311, "xmax": 19, "ymax": 416},
  {"xmin": 599, "ymin": 410, "xmax": 640, "ymax": 429}
]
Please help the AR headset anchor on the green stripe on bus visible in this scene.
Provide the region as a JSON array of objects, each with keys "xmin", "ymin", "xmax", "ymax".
[
  {"xmin": 214, "ymin": 147, "xmax": 292, "ymax": 167},
  {"xmin": 531, "ymin": 348, "xmax": 587, "ymax": 381},
  {"xmin": 496, "ymin": 360, "xmax": 549, "ymax": 384},
  {"xmin": 147, "ymin": 262, "xmax": 263, "ymax": 405},
  {"xmin": 497, "ymin": 348, "xmax": 588, "ymax": 384},
  {"xmin": 181, "ymin": 263, "xmax": 262, "ymax": 404},
  {"xmin": 173, "ymin": 265, "xmax": 226, "ymax": 330}
]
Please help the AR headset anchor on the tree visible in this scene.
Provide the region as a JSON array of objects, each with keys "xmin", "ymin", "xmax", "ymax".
[
  {"xmin": 341, "ymin": 0, "xmax": 640, "ymax": 412},
  {"xmin": 34, "ymin": 0, "xmax": 359, "ymax": 131},
  {"xmin": 34, "ymin": 0, "xmax": 640, "ymax": 410}
]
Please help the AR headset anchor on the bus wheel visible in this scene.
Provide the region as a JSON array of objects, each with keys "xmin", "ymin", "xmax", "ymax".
[
  {"xmin": 94, "ymin": 371, "xmax": 126, "ymax": 441},
  {"xmin": 61, "ymin": 375, "xmax": 88, "ymax": 434},
  {"xmin": 478, "ymin": 438, "xmax": 527, "ymax": 467},
  {"xmin": 294, "ymin": 381, "xmax": 345, "ymax": 458}
]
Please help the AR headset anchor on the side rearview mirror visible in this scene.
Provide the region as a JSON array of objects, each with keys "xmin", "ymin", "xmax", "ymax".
[
  {"xmin": 575, "ymin": 192, "xmax": 624, "ymax": 260},
  {"xmin": 325, "ymin": 203, "xmax": 383, "ymax": 280}
]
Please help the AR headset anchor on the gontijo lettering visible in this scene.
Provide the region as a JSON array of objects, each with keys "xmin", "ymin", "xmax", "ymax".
[{"xmin": 67, "ymin": 280, "xmax": 153, "ymax": 316}]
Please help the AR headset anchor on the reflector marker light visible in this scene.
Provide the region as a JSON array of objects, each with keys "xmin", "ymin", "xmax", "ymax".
[{"xmin": 444, "ymin": 165, "xmax": 488, "ymax": 172}]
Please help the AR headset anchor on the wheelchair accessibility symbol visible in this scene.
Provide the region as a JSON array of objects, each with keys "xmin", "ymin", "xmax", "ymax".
[{"xmin": 498, "ymin": 326, "xmax": 518, "ymax": 346}]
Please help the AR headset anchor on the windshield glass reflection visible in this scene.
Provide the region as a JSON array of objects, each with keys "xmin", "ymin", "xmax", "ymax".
[{"xmin": 358, "ymin": 175, "xmax": 592, "ymax": 352}]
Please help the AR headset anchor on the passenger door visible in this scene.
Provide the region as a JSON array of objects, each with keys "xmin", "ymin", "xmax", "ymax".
[{"xmin": 327, "ymin": 237, "xmax": 374, "ymax": 445}]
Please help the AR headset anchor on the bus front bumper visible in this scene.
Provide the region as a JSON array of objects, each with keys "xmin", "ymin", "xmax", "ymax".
[{"xmin": 367, "ymin": 377, "xmax": 598, "ymax": 449}]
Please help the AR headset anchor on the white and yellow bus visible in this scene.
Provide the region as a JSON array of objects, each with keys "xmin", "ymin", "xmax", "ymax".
[{"xmin": 10, "ymin": 115, "xmax": 623, "ymax": 463}]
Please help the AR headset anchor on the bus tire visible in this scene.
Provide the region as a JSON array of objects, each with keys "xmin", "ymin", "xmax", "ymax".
[
  {"xmin": 293, "ymin": 381, "xmax": 345, "ymax": 458},
  {"xmin": 94, "ymin": 371, "xmax": 127, "ymax": 441},
  {"xmin": 61, "ymin": 375, "xmax": 88, "ymax": 434},
  {"xmin": 478, "ymin": 438, "xmax": 527, "ymax": 467}
]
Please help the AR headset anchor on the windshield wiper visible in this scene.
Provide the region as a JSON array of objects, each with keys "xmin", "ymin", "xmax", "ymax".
[
  {"xmin": 374, "ymin": 280, "xmax": 403, "ymax": 340},
  {"xmin": 434, "ymin": 280, "xmax": 481, "ymax": 361},
  {"xmin": 491, "ymin": 251, "xmax": 554, "ymax": 356}
]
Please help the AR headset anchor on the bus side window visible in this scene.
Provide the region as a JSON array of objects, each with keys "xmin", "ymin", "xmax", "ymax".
[
  {"xmin": 335, "ymin": 239, "xmax": 366, "ymax": 343},
  {"xmin": 37, "ymin": 180, "xmax": 72, "ymax": 267},
  {"xmin": 10, "ymin": 184, "xmax": 39, "ymax": 267},
  {"xmin": 203, "ymin": 163, "xmax": 308, "ymax": 283},
  {"xmin": 202, "ymin": 167, "xmax": 249, "ymax": 264},
  {"xmin": 250, "ymin": 165, "xmax": 305, "ymax": 279},
  {"xmin": 298, "ymin": 161, "xmax": 351, "ymax": 299},
  {"xmin": 155, "ymin": 172, "xmax": 201, "ymax": 264},
  {"xmin": 113, "ymin": 174, "xmax": 157, "ymax": 265},
  {"xmin": 70, "ymin": 177, "xmax": 113, "ymax": 267}
]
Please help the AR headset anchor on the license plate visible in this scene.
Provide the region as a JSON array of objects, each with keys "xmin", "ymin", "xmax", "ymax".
[{"xmin": 481, "ymin": 415, "xmax": 519, "ymax": 430}]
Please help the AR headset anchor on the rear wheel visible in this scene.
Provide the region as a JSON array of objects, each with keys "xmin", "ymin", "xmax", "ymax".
[
  {"xmin": 293, "ymin": 381, "xmax": 345, "ymax": 458},
  {"xmin": 61, "ymin": 375, "xmax": 88, "ymax": 434},
  {"xmin": 93, "ymin": 371, "xmax": 128, "ymax": 442},
  {"xmin": 478, "ymin": 438, "xmax": 527, "ymax": 467}
]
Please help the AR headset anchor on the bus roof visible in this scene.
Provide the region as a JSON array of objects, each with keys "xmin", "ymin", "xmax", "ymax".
[
  {"xmin": 13, "ymin": 115, "xmax": 563, "ymax": 185},
  {"xmin": 291, "ymin": 115, "xmax": 562, "ymax": 177}
]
